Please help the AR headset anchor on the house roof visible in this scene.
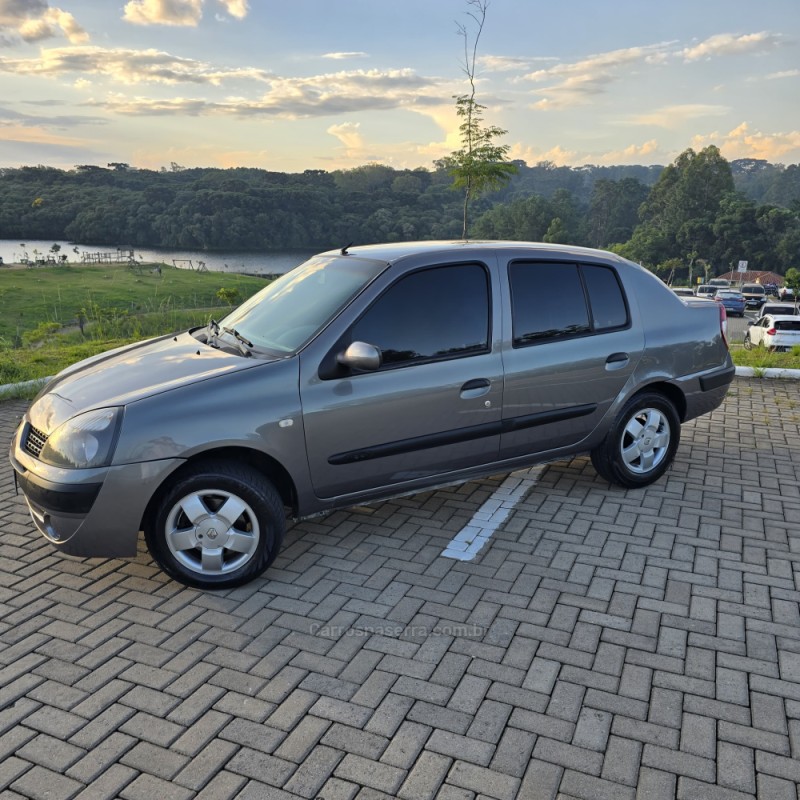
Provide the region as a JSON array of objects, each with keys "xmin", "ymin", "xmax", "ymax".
[{"xmin": 716, "ymin": 270, "xmax": 784, "ymax": 285}]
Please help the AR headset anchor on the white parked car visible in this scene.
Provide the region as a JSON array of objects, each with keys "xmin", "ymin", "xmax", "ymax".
[
  {"xmin": 761, "ymin": 303, "xmax": 799, "ymax": 318},
  {"xmin": 744, "ymin": 314, "xmax": 800, "ymax": 352},
  {"xmin": 670, "ymin": 287, "xmax": 695, "ymax": 298},
  {"xmin": 779, "ymin": 286, "xmax": 795, "ymax": 301}
]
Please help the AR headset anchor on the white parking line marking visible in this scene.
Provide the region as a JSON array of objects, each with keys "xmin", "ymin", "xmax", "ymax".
[{"xmin": 440, "ymin": 466, "xmax": 545, "ymax": 561}]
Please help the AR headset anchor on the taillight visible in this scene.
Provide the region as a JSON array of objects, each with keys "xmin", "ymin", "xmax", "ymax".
[
  {"xmin": 767, "ymin": 328, "xmax": 776, "ymax": 336},
  {"xmin": 719, "ymin": 303, "xmax": 728, "ymax": 348}
]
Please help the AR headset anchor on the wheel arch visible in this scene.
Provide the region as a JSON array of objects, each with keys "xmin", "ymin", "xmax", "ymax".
[
  {"xmin": 629, "ymin": 380, "xmax": 687, "ymax": 421},
  {"xmin": 140, "ymin": 445, "xmax": 298, "ymax": 532}
]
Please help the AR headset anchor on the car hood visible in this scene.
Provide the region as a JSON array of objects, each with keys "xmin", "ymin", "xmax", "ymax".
[{"xmin": 29, "ymin": 331, "xmax": 276, "ymax": 433}]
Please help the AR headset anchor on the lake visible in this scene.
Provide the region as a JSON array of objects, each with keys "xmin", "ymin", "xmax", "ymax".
[{"xmin": 0, "ymin": 239, "xmax": 316, "ymax": 276}]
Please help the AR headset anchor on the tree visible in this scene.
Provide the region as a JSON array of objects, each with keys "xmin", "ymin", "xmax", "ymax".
[
  {"xmin": 785, "ymin": 267, "xmax": 800, "ymax": 296},
  {"xmin": 587, "ymin": 178, "xmax": 649, "ymax": 248},
  {"xmin": 440, "ymin": 0, "xmax": 516, "ymax": 238},
  {"xmin": 626, "ymin": 146, "xmax": 734, "ymax": 269},
  {"xmin": 216, "ymin": 287, "xmax": 241, "ymax": 307}
]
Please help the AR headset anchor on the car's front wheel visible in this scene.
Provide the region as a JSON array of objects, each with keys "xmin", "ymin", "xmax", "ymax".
[
  {"xmin": 144, "ymin": 461, "xmax": 285, "ymax": 589},
  {"xmin": 590, "ymin": 392, "xmax": 680, "ymax": 488}
]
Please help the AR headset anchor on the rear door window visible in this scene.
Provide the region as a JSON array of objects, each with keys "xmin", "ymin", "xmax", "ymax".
[{"xmin": 509, "ymin": 261, "xmax": 628, "ymax": 346}]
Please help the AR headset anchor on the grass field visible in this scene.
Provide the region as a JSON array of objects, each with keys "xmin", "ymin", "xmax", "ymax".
[
  {"xmin": 729, "ymin": 343, "xmax": 800, "ymax": 370},
  {"xmin": 0, "ymin": 262, "xmax": 268, "ymax": 387},
  {"xmin": 0, "ymin": 262, "xmax": 267, "ymax": 342}
]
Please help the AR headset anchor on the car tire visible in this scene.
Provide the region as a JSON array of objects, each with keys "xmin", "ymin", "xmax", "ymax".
[
  {"xmin": 590, "ymin": 392, "xmax": 680, "ymax": 489},
  {"xmin": 144, "ymin": 461, "xmax": 285, "ymax": 589},
  {"xmin": 743, "ymin": 333, "xmax": 753, "ymax": 350}
]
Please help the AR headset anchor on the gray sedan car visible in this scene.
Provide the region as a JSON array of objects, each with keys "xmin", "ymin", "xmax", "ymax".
[{"xmin": 10, "ymin": 241, "xmax": 734, "ymax": 588}]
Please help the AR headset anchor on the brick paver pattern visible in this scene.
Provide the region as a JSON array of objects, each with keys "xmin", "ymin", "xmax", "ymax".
[{"xmin": 1, "ymin": 377, "xmax": 799, "ymax": 799}]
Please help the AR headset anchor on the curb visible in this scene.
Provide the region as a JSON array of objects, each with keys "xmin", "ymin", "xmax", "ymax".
[
  {"xmin": 0, "ymin": 377, "xmax": 52, "ymax": 398},
  {"xmin": 734, "ymin": 366, "xmax": 800, "ymax": 380}
]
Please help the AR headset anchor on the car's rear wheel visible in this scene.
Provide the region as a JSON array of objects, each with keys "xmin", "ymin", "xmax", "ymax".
[
  {"xmin": 743, "ymin": 333, "xmax": 753, "ymax": 350},
  {"xmin": 144, "ymin": 461, "xmax": 285, "ymax": 589},
  {"xmin": 590, "ymin": 392, "xmax": 680, "ymax": 488}
]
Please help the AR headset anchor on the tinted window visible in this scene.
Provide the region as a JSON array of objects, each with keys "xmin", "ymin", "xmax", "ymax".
[
  {"xmin": 509, "ymin": 261, "xmax": 627, "ymax": 346},
  {"xmin": 510, "ymin": 262, "xmax": 589, "ymax": 345},
  {"xmin": 775, "ymin": 320, "xmax": 800, "ymax": 331},
  {"xmin": 582, "ymin": 264, "xmax": 628, "ymax": 330},
  {"xmin": 350, "ymin": 264, "xmax": 489, "ymax": 367}
]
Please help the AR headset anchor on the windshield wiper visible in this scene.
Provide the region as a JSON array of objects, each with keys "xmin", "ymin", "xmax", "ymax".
[
  {"xmin": 205, "ymin": 317, "xmax": 221, "ymax": 347},
  {"xmin": 222, "ymin": 326, "xmax": 254, "ymax": 357}
]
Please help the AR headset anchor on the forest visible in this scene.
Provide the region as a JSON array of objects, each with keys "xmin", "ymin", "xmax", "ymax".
[{"xmin": 1, "ymin": 147, "xmax": 799, "ymax": 282}]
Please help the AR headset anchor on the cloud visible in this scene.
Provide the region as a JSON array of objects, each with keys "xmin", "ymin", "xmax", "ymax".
[
  {"xmin": 627, "ymin": 104, "xmax": 730, "ymax": 128},
  {"xmin": 523, "ymin": 42, "xmax": 674, "ymax": 109},
  {"xmin": 322, "ymin": 50, "xmax": 368, "ymax": 61},
  {"xmin": 0, "ymin": 102, "xmax": 106, "ymax": 157},
  {"xmin": 680, "ymin": 32, "xmax": 785, "ymax": 61},
  {"xmin": 524, "ymin": 43, "xmax": 673, "ymax": 83},
  {"xmin": 691, "ymin": 122, "xmax": 800, "ymax": 162},
  {"xmin": 478, "ymin": 54, "xmax": 557, "ymax": 73},
  {"xmin": 123, "ymin": 0, "xmax": 203, "ymax": 27},
  {"xmin": 766, "ymin": 69, "xmax": 799, "ymax": 80},
  {"xmin": 218, "ymin": 0, "xmax": 247, "ymax": 19},
  {"xmin": 82, "ymin": 67, "xmax": 445, "ymax": 119},
  {"xmin": 122, "ymin": 0, "xmax": 247, "ymax": 26},
  {"xmin": 591, "ymin": 140, "xmax": 661, "ymax": 165},
  {"xmin": 327, "ymin": 121, "xmax": 366, "ymax": 157},
  {"xmin": 0, "ymin": 45, "xmax": 272, "ymax": 85},
  {"xmin": 508, "ymin": 142, "xmax": 578, "ymax": 167},
  {"xmin": 0, "ymin": 0, "xmax": 88, "ymax": 44},
  {"xmin": 523, "ymin": 33, "xmax": 785, "ymax": 110},
  {"xmin": 0, "ymin": 121, "xmax": 90, "ymax": 145},
  {"xmin": 323, "ymin": 52, "xmax": 368, "ymax": 60}
]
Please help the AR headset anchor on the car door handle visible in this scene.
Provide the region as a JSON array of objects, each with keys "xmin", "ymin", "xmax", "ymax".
[
  {"xmin": 605, "ymin": 352, "xmax": 630, "ymax": 371},
  {"xmin": 460, "ymin": 378, "xmax": 491, "ymax": 399}
]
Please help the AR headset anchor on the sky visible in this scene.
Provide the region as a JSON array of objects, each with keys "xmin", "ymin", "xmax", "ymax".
[{"xmin": 0, "ymin": 0, "xmax": 798, "ymax": 173}]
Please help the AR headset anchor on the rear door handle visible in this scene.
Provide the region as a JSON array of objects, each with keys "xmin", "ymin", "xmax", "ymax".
[{"xmin": 606, "ymin": 352, "xmax": 629, "ymax": 364}]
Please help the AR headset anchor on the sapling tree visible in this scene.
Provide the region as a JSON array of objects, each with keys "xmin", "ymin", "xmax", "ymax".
[{"xmin": 439, "ymin": 0, "xmax": 516, "ymax": 239}]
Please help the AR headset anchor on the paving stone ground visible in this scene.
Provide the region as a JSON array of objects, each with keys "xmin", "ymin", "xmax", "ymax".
[{"xmin": 1, "ymin": 377, "xmax": 800, "ymax": 800}]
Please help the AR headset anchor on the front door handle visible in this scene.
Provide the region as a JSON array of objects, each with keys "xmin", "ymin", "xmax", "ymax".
[
  {"xmin": 460, "ymin": 378, "xmax": 491, "ymax": 399},
  {"xmin": 606, "ymin": 352, "xmax": 629, "ymax": 363}
]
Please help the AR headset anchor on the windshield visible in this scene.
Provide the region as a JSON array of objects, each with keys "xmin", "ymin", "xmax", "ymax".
[{"xmin": 218, "ymin": 255, "xmax": 386, "ymax": 353}]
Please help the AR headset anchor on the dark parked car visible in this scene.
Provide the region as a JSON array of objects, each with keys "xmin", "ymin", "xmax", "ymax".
[
  {"xmin": 714, "ymin": 289, "xmax": 746, "ymax": 317},
  {"xmin": 11, "ymin": 241, "xmax": 735, "ymax": 589}
]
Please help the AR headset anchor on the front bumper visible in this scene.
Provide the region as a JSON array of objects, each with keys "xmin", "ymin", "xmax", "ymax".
[{"xmin": 11, "ymin": 423, "xmax": 182, "ymax": 558}]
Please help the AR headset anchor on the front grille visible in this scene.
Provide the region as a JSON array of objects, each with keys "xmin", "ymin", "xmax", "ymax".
[{"xmin": 24, "ymin": 424, "xmax": 48, "ymax": 458}]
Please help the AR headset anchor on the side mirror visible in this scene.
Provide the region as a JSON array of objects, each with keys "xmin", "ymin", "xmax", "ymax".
[{"xmin": 337, "ymin": 341, "xmax": 381, "ymax": 371}]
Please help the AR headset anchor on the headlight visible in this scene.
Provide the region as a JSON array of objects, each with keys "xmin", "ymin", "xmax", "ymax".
[{"xmin": 39, "ymin": 407, "xmax": 123, "ymax": 469}]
